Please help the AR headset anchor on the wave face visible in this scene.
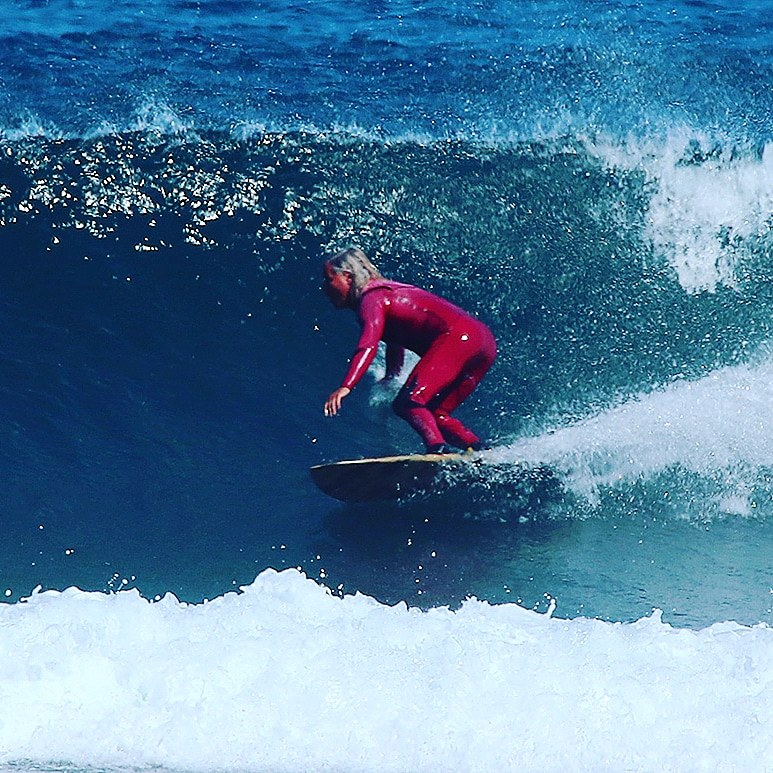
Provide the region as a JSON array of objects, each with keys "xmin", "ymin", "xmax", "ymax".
[{"xmin": 2, "ymin": 1, "xmax": 773, "ymax": 770}]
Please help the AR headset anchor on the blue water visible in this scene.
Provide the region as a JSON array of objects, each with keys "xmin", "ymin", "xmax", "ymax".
[{"xmin": 2, "ymin": 1, "xmax": 773, "ymax": 769}]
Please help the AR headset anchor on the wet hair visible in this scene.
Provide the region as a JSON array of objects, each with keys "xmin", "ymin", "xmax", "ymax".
[{"xmin": 327, "ymin": 247, "xmax": 384, "ymax": 301}]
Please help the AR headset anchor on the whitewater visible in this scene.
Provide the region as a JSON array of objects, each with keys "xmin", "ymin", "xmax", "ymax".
[{"xmin": 1, "ymin": 569, "xmax": 771, "ymax": 773}]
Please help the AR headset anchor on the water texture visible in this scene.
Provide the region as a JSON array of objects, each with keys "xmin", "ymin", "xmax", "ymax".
[{"xmin": 1, "ymin": 1, "xmax": 772, "ymax": 770}]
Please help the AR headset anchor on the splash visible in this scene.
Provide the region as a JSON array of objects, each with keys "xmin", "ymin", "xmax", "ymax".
[
  {"xmin": 585, "ymin": 129, "xmax": 773, "ymax": 293},
  {"xmin": 492, "ymin": 354, "xmax": 773, "ymax": 513}
]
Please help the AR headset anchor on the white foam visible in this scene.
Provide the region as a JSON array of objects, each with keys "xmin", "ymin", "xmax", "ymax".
[
  {"xmin": 646, "ymin": 140, "xmax": 773, "ymax": 293},
  {"xmin": 129, "ymin": 100, "xmax": 196, "ymax": 137},
  {"xmin": 0, "ymin": 111, "xmax": 65, "ymax": 141},
  {"xmin": 584, "ymin": 129, "xmax": 773, "ymax": 293},
  {"xmin": 366, "ymin": 347, "xmax": 419, "ymax": 407},
  {"xmin": 0, "ymin": 568, "xmax": 771, "ymax": 772},
  {"xmin": 492, "ymin": 354, "xmax": 773, "ymax": 507},
  {"xmin": 0, "ymin": 101, "xmax": 196, "ymax": 142}
]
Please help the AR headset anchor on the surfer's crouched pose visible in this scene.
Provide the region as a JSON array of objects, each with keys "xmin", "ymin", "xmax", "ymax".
[{"xmin": 323, "ymin": 247, "xmax": 497, "ymax": 453}]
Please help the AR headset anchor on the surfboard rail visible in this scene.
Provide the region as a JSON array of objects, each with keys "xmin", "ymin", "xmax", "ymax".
[{"xmin": 310, "ymin": 452, "xmax": 476, "ymax": 502}]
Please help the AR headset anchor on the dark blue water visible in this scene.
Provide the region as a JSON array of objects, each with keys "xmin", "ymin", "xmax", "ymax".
[{"xmin": 2, "ymin": 0, "xmax": 773, "ymax": 630}]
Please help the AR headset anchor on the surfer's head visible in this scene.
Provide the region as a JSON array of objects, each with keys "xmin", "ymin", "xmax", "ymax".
[{"xmin": 323, "ymin": 247, "xmax": 383, "ymax": 307}]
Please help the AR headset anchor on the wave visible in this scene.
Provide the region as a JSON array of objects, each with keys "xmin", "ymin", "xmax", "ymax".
[
  {"xmin": 492, "ymin": 352, "xmax": 773, "ymax": 518},
  {"xmin": 2, "ymin": 126, "xmax": 772, "ymax": 424},
  {"xmin": 1, "ymin": 123, "xmax": 772, "ymax": 618},
  {"xmin": 1, "ymin": 568, "xmax": 771, "ymax": 773}
]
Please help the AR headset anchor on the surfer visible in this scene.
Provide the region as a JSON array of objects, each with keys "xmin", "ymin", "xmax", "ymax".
[{"xmin": 322, "ymin": 247, "xmax": 496, "ymax": 453}]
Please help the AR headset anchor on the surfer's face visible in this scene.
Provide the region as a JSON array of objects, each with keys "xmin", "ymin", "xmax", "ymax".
[{"xmin": 322, "ymin": 262, "xmax": 353, "ymax": 309}]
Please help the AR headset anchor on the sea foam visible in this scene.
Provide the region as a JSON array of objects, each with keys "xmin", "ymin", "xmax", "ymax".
[
  {"xmin": 495, "ymin": 352, "xmax": 773, "ymax": 514},
  {"xmin": 585, "ymin": 129, "xmax": 773, "ymax": 294},
  {"xmin": 1, "ymin": 568, "xmax": 771, "ymax": 772}
]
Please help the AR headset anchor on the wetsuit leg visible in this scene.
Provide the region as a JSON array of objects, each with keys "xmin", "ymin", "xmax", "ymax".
[
  {"xmin": 392, "ymin": 388, "xmax": 446, "ymax": 449},
  {"xmin": 392, "ymin": 325, "xmax": 495, "ymax": 450},
  {"xmin": 432, "ymin": 353, "xmax": 494, "ymax": 448}
]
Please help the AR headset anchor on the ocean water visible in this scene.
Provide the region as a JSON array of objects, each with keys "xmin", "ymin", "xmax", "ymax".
[{"xmin": 1, "ymin": 0, "xmax": 773, "ymax": 770}]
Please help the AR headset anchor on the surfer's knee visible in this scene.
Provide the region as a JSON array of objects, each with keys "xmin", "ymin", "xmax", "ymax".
[
  {"xmin": 391, "ymin": 391, "xmax": 410, "ymax": 418},
  {"xmin": 392, "ymin": 389, "xmax": 422, "ymax": 419}
]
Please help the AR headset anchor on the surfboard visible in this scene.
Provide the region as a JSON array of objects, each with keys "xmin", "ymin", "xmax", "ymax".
[
  {"xmin": 310, "ymin": 452, "xmax": 473, "ymax": 502},
  {"xmin": 310, "ymin": 450, "xmax": 556, "ymax": 503}
]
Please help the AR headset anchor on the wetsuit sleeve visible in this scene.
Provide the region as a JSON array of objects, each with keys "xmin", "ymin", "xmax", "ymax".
[
  {"xmin": 340, "ymin": 291, "xmax": 387, "ymax": 390},
  {"xmin": 384, "ymin": 342, "xmax": 405, "ymax": 378}
]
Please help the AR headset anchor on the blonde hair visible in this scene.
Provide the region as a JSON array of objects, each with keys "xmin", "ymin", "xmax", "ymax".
[{"xmin": 328, "ymin": 247, "xmax": 384, "ymax": 301}]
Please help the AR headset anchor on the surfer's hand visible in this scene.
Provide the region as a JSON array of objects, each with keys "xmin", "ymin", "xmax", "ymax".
[{"xmin": 325, "ymin": 387, "xmax": 351, "ymax": 416}]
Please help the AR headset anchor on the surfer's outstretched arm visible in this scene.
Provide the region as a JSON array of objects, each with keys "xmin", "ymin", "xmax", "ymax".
[{"xmin": 323, "ymin": 287, "xmax": 387, "ymax": 416}]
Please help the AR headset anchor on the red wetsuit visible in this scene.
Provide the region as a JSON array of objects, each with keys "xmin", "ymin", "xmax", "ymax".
[{"xmin": 340, "ymin": 280, "xmax": 496, "ymax": 450}]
